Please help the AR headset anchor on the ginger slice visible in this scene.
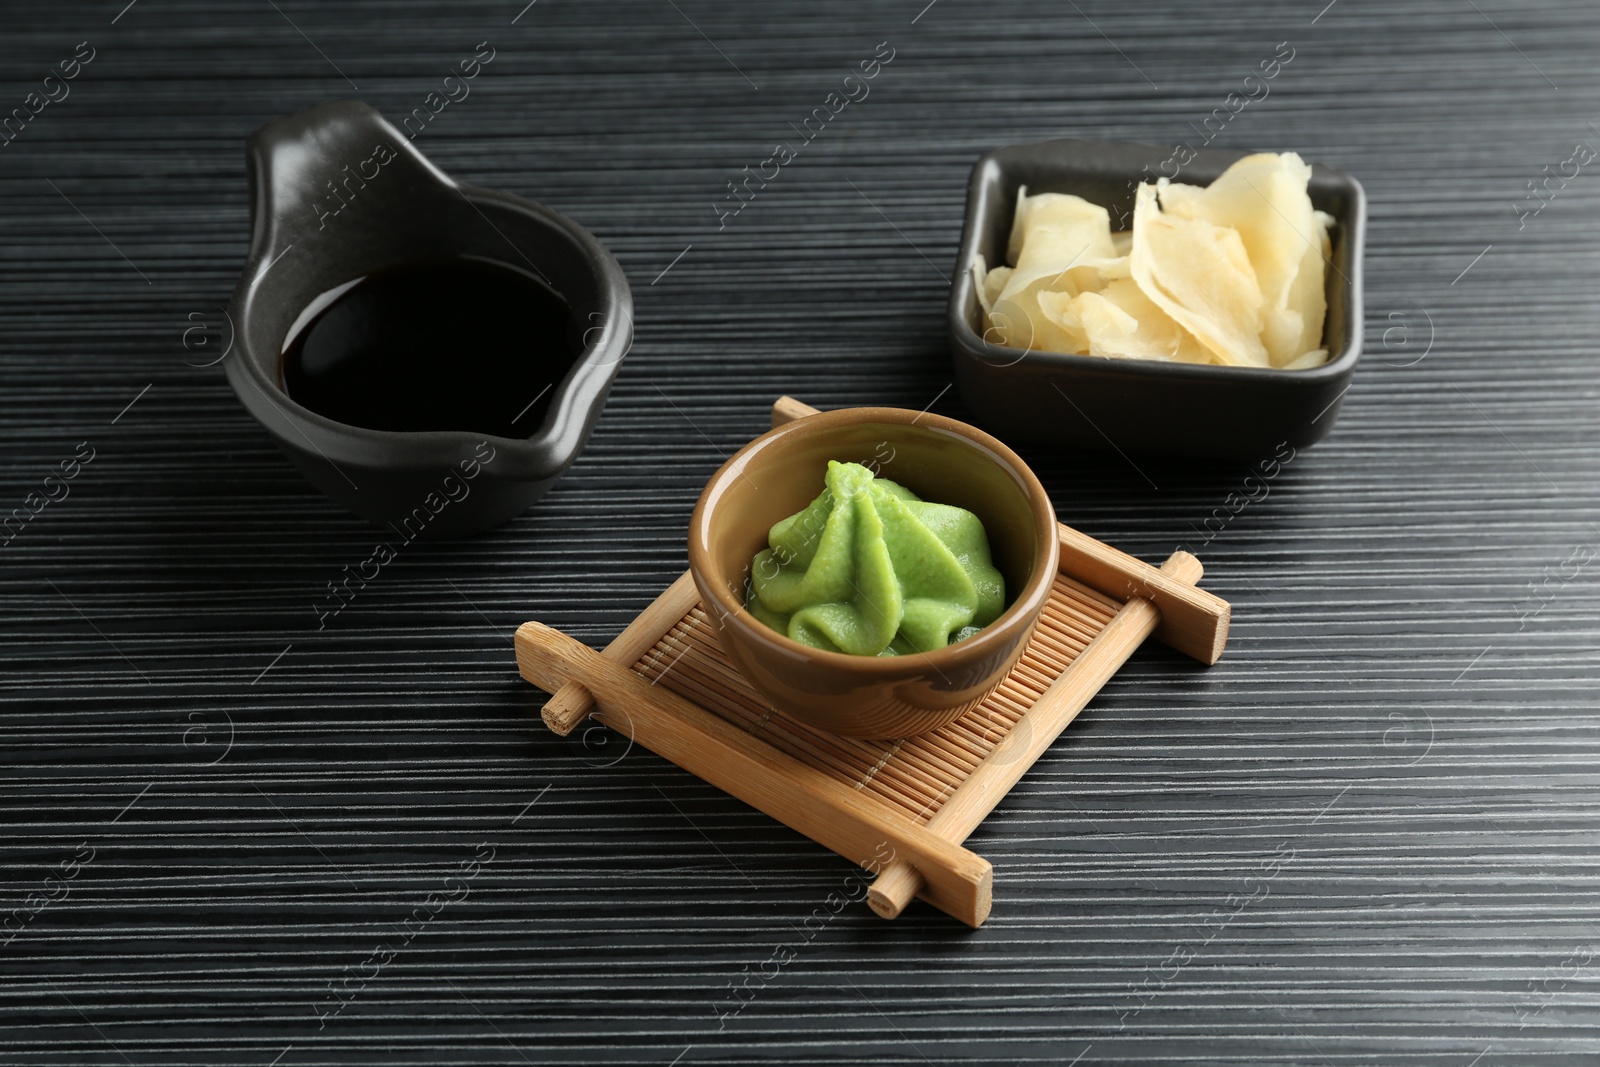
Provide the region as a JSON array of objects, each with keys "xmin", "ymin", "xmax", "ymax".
[{"xmin": 1129, "ymin": 182, "xmax": 1267, "ymax": 367}]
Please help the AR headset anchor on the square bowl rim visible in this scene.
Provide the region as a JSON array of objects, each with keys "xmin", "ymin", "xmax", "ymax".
[{"xmin": 949, "ymin": 136, "xmax": 1367, "ymax": 386}]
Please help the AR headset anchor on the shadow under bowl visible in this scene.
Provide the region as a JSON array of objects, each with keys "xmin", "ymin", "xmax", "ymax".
[{"xmin": 688, "ymin": 406, "xmax": 1060, "ymax": 740}]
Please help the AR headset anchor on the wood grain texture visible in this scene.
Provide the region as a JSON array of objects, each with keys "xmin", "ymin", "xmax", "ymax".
[{"xmin": 3, "ymin": 0, "xmax": 1600, "ymax": 1063}]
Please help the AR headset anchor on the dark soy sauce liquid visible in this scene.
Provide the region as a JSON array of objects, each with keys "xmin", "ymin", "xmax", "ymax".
[{"xmin": 281, "ymin": 258, "xmax": 576, "ymax": 438}]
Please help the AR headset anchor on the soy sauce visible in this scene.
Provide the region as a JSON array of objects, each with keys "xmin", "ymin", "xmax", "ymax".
[{"xmin": 280, "ymin": 258, "xmax": 576, "ymax": 438}]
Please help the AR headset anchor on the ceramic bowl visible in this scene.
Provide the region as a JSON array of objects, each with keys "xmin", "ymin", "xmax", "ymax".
[
  {"xmin": 949, "ymin": 137, "xmax": 1366, "ymax": 461},
  {"xmin": 687, "ymin": 406, "xmax": 1060, "ymax": 740},
  {"xmin": 224, "ymin": 101, "xmax": 632, "ymax": 537}
]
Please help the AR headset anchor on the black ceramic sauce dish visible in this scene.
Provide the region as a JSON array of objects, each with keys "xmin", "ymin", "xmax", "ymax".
[
  {"xmin": 949, "ymin": 138, "xmax": 1365, "ymax": 461},
  {"xmin": 225, "ymin": 101, "xmax": 632, "ymax": 536}
]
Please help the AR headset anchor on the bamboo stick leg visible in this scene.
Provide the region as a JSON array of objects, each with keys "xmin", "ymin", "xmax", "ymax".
[
  {"xmin": 1056, "ymin": 528, "xmax": 1229, "ymax": 664},
  {"xmin": 771, "ymin": 395, "xmax": 820, "ymax": 426},
  {"xmin": 515, "ymin": 620, "xmax": 995, "ymax": 926},
  {"xmin": 528, "ymin": 570, "xmax": 701, "ymax": 736},
  {"xmin": 867, "ymin": 552, "xmax": 1202, "ymax": 921},
  {"xmin": 867, "ymin": 862, "xmax": 924, "ymax": 919}
]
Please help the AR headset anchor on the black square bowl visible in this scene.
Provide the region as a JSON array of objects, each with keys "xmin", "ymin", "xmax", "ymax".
[{"xmin": 948, "ymin": 138, "xmax": 1366, "ymax": 461}]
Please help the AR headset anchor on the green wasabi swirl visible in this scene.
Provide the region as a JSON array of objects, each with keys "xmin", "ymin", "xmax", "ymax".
[{"xmin": 745, "ymin": 460, "xmax": 1006, "ymax": 656}]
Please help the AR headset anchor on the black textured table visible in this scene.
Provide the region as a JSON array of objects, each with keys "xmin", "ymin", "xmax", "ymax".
[{"xmin": 4, "ymin": 1, "xmax": 1598, "ymax": 1063}]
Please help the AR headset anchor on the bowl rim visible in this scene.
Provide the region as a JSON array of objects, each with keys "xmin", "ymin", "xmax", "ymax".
[
  {"xmin": 688, "ymin": 405, "xmax": 1061, "ymax": 676},
  {"xmin": 227, "ymin": 186, "xmax": 633, "ymax": 477},
  {"xmin": 948, "ymin": 135, "xmax": 1367, "ymax": 387}
]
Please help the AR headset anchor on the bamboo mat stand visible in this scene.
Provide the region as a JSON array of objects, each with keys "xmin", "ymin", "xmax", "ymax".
[{"xmin": 514, "ymin": 396, "xmax": 1230, "ymax": 927}]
